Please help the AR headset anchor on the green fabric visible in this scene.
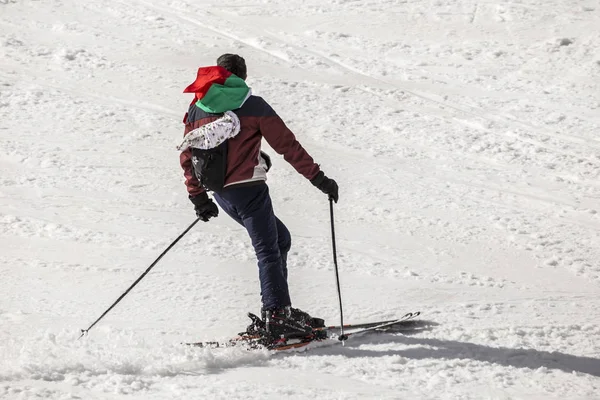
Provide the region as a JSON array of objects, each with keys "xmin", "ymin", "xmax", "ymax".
[{"xmin": 195, "ymin": 74, "xmax": 250, "ymax": 113}]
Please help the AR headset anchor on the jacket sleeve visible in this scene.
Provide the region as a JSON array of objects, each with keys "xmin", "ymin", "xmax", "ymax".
[
  {"xmin": 258, "ymin": 102, "xmax": 321, "ymax": 181},
  {"xmin": 180, "ymin": 115, "xmax": 205, "ymax": 197}
]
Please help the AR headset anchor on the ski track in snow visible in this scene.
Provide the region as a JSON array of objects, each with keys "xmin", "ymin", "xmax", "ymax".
[{"xmin": 1, "ymin": 0, "xmax": 600, "ymax": 399}]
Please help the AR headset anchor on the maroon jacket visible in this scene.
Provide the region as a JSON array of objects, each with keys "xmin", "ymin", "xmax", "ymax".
[{"xmin": 180, "ymin": 95, "xmax": 321, "ymax": 197}]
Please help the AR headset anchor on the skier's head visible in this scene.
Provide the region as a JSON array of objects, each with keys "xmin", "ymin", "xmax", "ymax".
[{"xmin": 217, "ymin": 53, "xmax": 247, "ymax": 80}]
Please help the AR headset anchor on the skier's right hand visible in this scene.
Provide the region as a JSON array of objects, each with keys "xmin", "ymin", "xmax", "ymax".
[
  {"xmin": 310, "ymin": 171, "xmax": 339, "ymax": 203},
  {"xmin": 189, "ymin": 193, "xmax": 219, "ymax": 222}
]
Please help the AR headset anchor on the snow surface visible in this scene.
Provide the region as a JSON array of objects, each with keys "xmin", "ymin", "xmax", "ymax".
[{"xmin": 1, "ymin": 0, "xmax": 600, "ymax": 398}]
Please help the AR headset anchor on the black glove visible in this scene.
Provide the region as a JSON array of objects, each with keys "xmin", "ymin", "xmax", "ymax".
[
  {"xmin": 310, "ymin": 171, "xmax": 339, "ymax": 203},
  {"xmin": 189, "ymin": 193, "xmax": 219, "ymax": 222}
]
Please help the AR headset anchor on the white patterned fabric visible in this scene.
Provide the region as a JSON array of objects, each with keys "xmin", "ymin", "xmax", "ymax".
[{"xmin": 176, "ymin": 111, "xmax": 241, "ymax": 151}]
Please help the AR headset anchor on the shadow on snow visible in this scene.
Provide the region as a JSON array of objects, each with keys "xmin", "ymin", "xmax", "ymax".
[{"xmin": 304, "ymin": 320, "xmax": 600, "ymax": 377}]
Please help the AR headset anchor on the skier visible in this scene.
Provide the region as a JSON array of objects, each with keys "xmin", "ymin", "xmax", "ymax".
[{"xmin": 178, "ymin": 54, "xmax": 339, "ymax": 342}]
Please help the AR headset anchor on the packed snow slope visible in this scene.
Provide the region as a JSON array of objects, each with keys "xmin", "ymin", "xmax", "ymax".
[{"xmin": 1, "ymin": 0, "xmax": 600, "ymax": 399}]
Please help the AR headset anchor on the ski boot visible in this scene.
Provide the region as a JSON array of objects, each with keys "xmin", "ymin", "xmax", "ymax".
[
  {"xmin": 289, "ymin": 307, "xmax": 325, "ymax": 329},
  {"xmin": 239, "ymin": 307, "xmax": 326, "ymax": 348},
  {"xmin": 264, "ymin": 306, "xmax": 314, "ymax": 346}
]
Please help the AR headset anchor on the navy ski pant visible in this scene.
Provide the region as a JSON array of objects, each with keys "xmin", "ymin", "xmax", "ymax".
[{"xmin": 213, "ymin": 183, "xmax": 292, "ymax": 310}]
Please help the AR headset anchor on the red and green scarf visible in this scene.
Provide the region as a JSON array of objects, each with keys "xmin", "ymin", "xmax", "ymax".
[{"xmin": 183, "ymin": 66, "xmax": 251, "ymax": 113}]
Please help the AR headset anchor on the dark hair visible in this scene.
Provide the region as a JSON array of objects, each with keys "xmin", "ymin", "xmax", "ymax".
[{"xmin": 217, "ymin": 54, "xmax": 247, "ymax": 80}]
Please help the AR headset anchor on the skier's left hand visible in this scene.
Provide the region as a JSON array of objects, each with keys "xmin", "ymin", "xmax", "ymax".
[
  {"xmin": 310, "ymin": 171, "xmax": 339, "ymax": 203},
  {"xmin": 189, "ymin": 193, "xmax": 219, "ymax": 221}
]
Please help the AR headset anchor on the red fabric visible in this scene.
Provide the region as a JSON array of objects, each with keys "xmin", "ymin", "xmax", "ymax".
[{"xmin": 183, "ymin": 66, "xmax": 231, "ymax": 101}]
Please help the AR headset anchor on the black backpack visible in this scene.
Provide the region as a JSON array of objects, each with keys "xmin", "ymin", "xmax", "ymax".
[{"xmin": 191, "ymin": 141, "xmax": 228, "ymax": 193}]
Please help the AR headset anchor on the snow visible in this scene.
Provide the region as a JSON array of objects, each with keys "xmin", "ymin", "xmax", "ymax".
[{"xmin": 1, "ymin": 0, "xmax": 599, "ymax": 398}]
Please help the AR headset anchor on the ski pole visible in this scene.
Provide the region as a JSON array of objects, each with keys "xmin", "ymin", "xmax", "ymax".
[
  {"xmin": 329, "ymin": 198, "xmax": 348, "ymax": 341},
  {"xmin": 79, "ymin": 217, "xmax": 201, "ymax": 339}
]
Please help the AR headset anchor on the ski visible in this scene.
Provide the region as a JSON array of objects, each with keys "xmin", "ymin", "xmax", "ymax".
[
  {"xmin": 333, "ymin": 311, "xmax": 421, "ymax": 338},
  {"xmin": 185, "ymin": 311, "xmax": 421, "ymax": 351},
  {"xmin": 319, "ymin": 311, "xmax": 420, "ymax": 333}
]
